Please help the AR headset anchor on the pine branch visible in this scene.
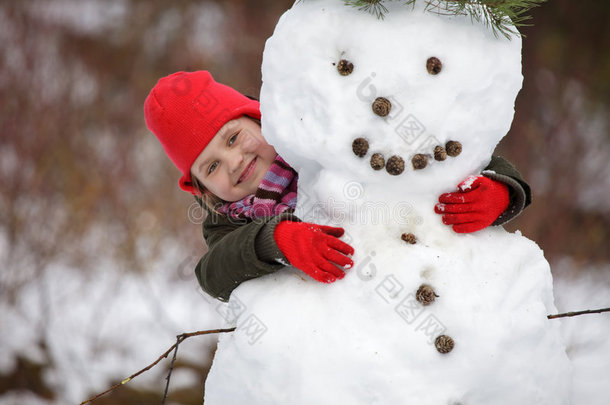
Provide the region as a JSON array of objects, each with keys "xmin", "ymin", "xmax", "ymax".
[
  {"xmin": 80, "ymin": 328, "xmax": 236, "ymax": 405},
  {"xmin": 436, "ymin": 0, "xmax": 547, "ymax": 39},
  {"xmin": 339, "ymin": 0, "xmax": 546, "ymax": 39},
  {"xmin": 344, "ymin": 0, "xmax": 392, "ymax": 19}
]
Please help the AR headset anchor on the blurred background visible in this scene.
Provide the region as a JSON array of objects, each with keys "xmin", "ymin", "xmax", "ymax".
[{"xmin": 0, "ymin": 0, "xmax": 608, "ymax": 404}]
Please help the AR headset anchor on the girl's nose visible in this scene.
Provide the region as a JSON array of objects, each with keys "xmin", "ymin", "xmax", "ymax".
[{"xmin": 227, "ymin": 150, "xmax": 244, "ymax": 174}]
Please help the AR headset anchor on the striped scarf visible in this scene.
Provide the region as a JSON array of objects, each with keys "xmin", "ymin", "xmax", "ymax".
[{"xmin": 217, "ymin": 155, "xmax": 298, "ymax": 219}]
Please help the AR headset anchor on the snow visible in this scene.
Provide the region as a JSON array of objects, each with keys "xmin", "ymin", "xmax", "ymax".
[
  {"xmin": 553, "ymin": 260, "xmax": 610, "ymax": 405},
  {"xmin": 0, "ymin": 233, "xmax": 223, "ymax": 404},
  {"xmin": 204, "ymin": 1, "xmax": 572, "ymax": 404},
  {"xmin": 2, "ymin": 250, "xmax": 607, "ymax": 404},
  {"xmin": 458, "ymin": 175, "xmax": 480, "ymax": 191}
]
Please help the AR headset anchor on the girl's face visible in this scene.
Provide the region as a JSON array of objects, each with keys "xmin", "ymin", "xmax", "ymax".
[{"xmin": 191, "ymin": 117, "xmax": 277, "ymax": 202}]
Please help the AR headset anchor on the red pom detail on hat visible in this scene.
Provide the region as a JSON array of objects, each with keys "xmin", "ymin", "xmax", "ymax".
[{"xmin": 144, "ymin": 71, "xmax": 261, "ymax": 194}]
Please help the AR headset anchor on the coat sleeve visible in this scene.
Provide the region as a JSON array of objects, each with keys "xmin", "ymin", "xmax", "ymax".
[
  {"xmin": 195, "ymin": 209, "xmax": 300, "ymax": 302},
  {"xmin": 482, "ymin": 156, "xmax": 532, "ymax": 226}
]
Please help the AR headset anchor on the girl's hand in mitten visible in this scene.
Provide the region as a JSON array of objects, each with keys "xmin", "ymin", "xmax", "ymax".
[
  {"xmin": 434, "ymin": 175, "xmax": 509, "ymax": 234},
  {"xmin": 274, "ymin": 221, "xmax": 354, "ymax": 283}
]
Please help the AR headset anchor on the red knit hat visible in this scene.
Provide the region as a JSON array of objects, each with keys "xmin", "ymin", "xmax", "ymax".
[{"xmin": 144, "ymin": 71, "xmax": 261, "ymax": 194}]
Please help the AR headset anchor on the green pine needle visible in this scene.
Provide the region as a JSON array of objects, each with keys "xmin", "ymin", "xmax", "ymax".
[
  {"xmin": 339, "ymin": 0, "xmax": 546, "ymax": 39},
  {"xmin": 344, "ymin": 0, "xmax": 390, "ymax": 19}
]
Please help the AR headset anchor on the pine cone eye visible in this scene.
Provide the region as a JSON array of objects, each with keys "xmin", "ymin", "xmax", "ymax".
[{"xmin": 337, "ymin": 59, "xmax": 354, "ymax": 76}]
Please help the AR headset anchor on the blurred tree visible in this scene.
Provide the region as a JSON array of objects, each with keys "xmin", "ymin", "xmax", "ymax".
[
  {"xmin": 0, "ymin": 1, "xmax": 292, "ymax": 403},
  {"xmin": 501, "ymin": 0, "xmax": 610, "ymax": 269}
]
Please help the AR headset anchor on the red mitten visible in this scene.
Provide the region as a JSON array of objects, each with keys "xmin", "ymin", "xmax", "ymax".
[
  {"xmin": 274, "ymin": 221, "xmax": 354, "ymax": 283},
  {"xmin": 435, "ymin": 175, "xmax": 509, "ymax": 233}
]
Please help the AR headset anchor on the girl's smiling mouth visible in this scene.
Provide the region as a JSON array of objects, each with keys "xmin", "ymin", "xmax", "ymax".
[{"xmin": 237, "ymin": 157, "xmax": 257, "ymax": 184}]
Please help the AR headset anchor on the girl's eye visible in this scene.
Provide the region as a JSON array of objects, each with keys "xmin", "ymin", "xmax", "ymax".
[
  {"xmin": 208, "ymin": 161, "xmax": 219, "ymax": 174},
  {"xmin": 228, "ymin": 133, "xmax": 238, "ymax": 146}
]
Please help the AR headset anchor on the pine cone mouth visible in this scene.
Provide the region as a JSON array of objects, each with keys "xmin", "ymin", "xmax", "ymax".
[{"xmin": 351, "ymin": 138, "xmax": 463, "ymax": 176}]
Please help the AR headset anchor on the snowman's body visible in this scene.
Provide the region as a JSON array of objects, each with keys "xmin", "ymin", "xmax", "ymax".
[{"xmin": 204, "ymin": 1, "xmax": 571, "ymax": 403}]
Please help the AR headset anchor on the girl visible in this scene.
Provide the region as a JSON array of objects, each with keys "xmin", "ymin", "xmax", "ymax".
[{"xmin": 144, "ymin": 71, "xmax": 531, "ymax": 302}]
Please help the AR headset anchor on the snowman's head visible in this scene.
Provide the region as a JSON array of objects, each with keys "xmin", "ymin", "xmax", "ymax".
[{"xmin": 261, "ymin": 0, "xmax": 523, "ymax": 194}]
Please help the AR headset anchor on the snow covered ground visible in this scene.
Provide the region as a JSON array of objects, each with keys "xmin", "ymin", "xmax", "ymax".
[
  {"xmin": 553, "ymin": 259, "xmax": 610, "ymax": 404},
  {"xmin": 1, "ymin": 231, "xmax": 608, "ymax": 404},
  {"xmin": 0, "ymin": 234, "xmax": 225, "ymax": 404}
]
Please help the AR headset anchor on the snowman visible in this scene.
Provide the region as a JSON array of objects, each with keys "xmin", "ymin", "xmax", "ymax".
[{"xmin": 204, "ymin": 1, "xmax": 572, "ymax": 404}]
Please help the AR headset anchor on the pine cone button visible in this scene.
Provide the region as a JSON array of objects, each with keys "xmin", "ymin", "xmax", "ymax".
[
  {"xmin": 401, "ymin": 233, "xmax": 417, "ymax": 245},
  {"xmin": 435, "ymin": 335, "xmax": 455, "ymax": 354},
  {"xmin": 370, "ymin": 153, "xmax": 385, "ymax": 170},
  {"xmin": 416, "ymin": 284, "xmax": 438, "ymax": 305},
  {"xmin": 427, "ymin": 57, "xmax": 443, "ymax": 75},
  {"xmin": 434, "ymin": 146, "xmax": 447, "ymax": 161},
  {"xmin": 386, "ymin": 155, "xmax": 405, "ymax": 175},
  {"xmin": 412, "ymin": 154, "xmax": 428, "ymax": 170},
  {"xmin": 446, "ymin": 141, "xmax": 462, "ymax": 157},
  {"xmin": 352, "ymin": 138, "xmax": 369, "ymax": 158},
  {"xmin": 337, "ymin": 59, "xmax": 354, "ymax": 76},
  {"xmin": 372, "ymin": 97, "xmax": 392, "ymax": 117}
]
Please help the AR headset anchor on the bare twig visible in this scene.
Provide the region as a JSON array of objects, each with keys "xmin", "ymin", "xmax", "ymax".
[
  {"xmin": 548, "ymin": 307, "xmax": 610, "ymax": 319},
  {"xmin": 80, "ymin": 328, "xmax": 236, "ymax": 405},
  {"xmin": 162, "ymin": 337, "xmax": 180, "ymax": 405}
]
